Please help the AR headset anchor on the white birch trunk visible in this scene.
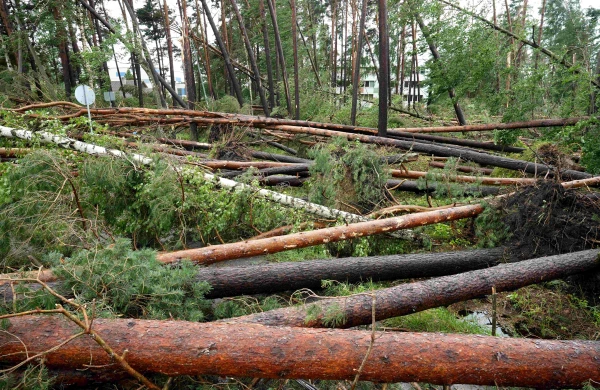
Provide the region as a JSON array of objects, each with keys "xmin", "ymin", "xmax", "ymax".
[{"xmin": 0, "ymin": 125, "xmax": 412, "ymax": 239}]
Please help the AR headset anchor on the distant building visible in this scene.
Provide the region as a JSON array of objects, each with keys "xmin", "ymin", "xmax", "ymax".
[{"xmin": 336, "ymin": 69, "xmax": 428, "ymax": 107}]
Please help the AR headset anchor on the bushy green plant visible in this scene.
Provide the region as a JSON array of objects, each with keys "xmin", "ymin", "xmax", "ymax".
[
  {"xmin": 307, "ymin": 137, "xmax": 390, "ymax": 212},
  {"xmin": 52, "ymin": 239, "xmax": 211, "ymax": 321}
]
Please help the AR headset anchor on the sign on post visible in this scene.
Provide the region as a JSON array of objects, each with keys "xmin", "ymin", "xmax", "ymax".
[{"xmin": 74, "ymin": 85, "xmax": 96, "ymax": 134}]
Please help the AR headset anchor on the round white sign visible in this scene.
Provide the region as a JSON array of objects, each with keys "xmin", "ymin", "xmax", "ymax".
[{"xmin": 74, "ymin": 85, "xmax": 96, "ymax": 106}]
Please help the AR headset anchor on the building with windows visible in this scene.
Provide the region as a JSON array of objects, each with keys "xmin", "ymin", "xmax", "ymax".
[{"xmin": 357, "ymin": 70, "xmax": 427, "ymax": 106}]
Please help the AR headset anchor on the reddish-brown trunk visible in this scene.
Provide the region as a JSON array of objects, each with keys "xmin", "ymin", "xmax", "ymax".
[
  {"xmin": 156, "ymin": 204, "xmax": 484, "ymax": 264},
  {"xmin": 2, "ymin": 316, "xmax": 599, "ymax": 388}
]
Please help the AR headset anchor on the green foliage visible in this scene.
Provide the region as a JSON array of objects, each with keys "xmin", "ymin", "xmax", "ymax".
[
  {"xmin": 0, "ymin": 364, "xmax": 54, "ymax": 390},
  {"xmin": 53, "ymin": 239, "xmax": 211, "ymax": 321},
  {"xmin": 382, "ymin": 307, "xmax": 491, "ymax": 335},
  {"xmin": 0, "ymin": 150, "xmax": 90, "ymax": 266},
  {"xmin": 307, "ymin": 137, "xmax": 389, "ymax": 212},
  {"xmin": 213, "ymin": 296, "xmax": 284, "ymax": 320},
  {"xmin": 474, "ymin": 203, "xmax": 510, "ymax": 248}
]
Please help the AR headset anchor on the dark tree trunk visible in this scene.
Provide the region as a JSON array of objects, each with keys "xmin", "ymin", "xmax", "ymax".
[
  {"xmin": 199, "ymin": 247, "xmax": 506, "ymax": 297},
  {"xmin": 124, "ymin": 0, "xmax": 168, "ymax": 108},
  {"xmin": 53, "ymin": 5, "xmax": 73, "ymax": 99},
  {"xmin": 265, "ymin": 123, "xmax": 592, "ymax": 180},
  {"xmin": 266, "ymin": 0, "xmax": 292, "ymax": 116},
  {"xmin": 228, "ymin": 249, "xmax": 600, "ymax": 328},
  {"xmin": 297, "ymin": 21, "xmax": 321, "ymax": 87},
  {"xmin": 377, "ymin": 0, "xmax": 389, "ymax": 136},
  {"xmin": 200, "ymin": 0, "xmax": 244, "ymax": 107},
  {"xmin": 259, "ymin": 0, "xmax": 275, "ymax": 109},
  {"xmin": 163, "ymin": 0, "xmax": 179, "ymax": 107},
  {"xmin": 229, "ymin": 0, "xmax": 270, "ymax": 116},
  {"xmin": 2, "ymin": 316, "xmax": 599, "ymax": 388},
  {"xmin": 181, "ymin": 0, "xmax": 198, "ymax": 139},
  {"xmin": 350, "ymin": 0, "xmax": 368, "ymax": 125},
  {"xmin": 331, "ymin": 0, "xmax": 337, "ymax": 88},
  {"xmin": 290, "ymin": 0, "xmax": 300, "ymax": 119},
  {"xmin": 385, "ymin": 179, "xmax": 500, "ymax": 196}
]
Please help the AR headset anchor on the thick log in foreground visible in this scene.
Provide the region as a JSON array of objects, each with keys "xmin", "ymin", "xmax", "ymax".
[
  {"xmin": 200, "ymin": 247, "xmax": 506, "ymax": 297},
  {"xmin": 227, "ymin": 249, "xmax": 600, "ymax": 327},
  {"xmin": 1, "ymin": 316, "xmax": 599, "ymax": 388},
  {"xmin": 157, "ymin": 204, "xmax": 484, "ymax": 264}
]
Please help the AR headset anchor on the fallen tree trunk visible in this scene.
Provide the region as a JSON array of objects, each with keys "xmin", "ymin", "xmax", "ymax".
[
  {"xmin": 389, "ymin": 133, "xmax": 524, "ymax": 153},
  {"xmin": 391, "ymin": 116, "xmax": 590, "ymax": 133},
  {"xmin": 199, "ymin": 247, "xmax": 506, "ymax": 297},
  {"xmin": 386, "ymin": 179, "xmax": 501, "ymax": 196},
  {"xmin": 429, "ymin": 161, "xmax": 494, "ymax": 175},
  {"xmin": 0, "ymin": 248, "xmax": 506, "ymax": 300},
  {"xmin": 264, "ymin": 124, "xmax": 592, "ymax": 180},
  {"xmin": 390, "ymin": 169, "xmax": 538, "ymax": 186},
  {"xmin": 1, "ymin": 316, "xmax": 599, "ymax": 388},
  {"xmin": 226, "ymin": 249, "xmax": 600, "ymax": 327},
  {"xmin": 156, "ymin": 204, "xmax": 483, "ymax": 264}
]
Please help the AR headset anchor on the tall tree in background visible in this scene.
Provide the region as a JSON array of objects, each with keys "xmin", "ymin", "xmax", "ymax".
[
  {"xmin": 266, "ymin": 0, "xmax": 292, "ymax": 115},
  {"xmin": 290, "ymin": 0, "xmax": 300, "ymax": 119},
  {"xmin": 200, "ymin": 0, "xmax": 243, "ymax": 107},
  {"xmin": 350, "ymin": 0, "xmax": 368, "ymax": 125},
  {"xmin": 229, "ymin": 0, "xmax": 270, "ymax": 116},
  {"xmin": 377, "ymin": 0, "xmax": 388, "ymax": 136},
  {"xmin": 181, "ymin": 0, "xmax": 198, "ymax": 139}
]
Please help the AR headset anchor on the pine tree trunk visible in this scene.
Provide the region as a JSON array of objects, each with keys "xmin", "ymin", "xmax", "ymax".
[
  {"xmin": 290, "ymin": 0, "xmax": 300, "ymax": 119},
  {"xmin": 200, "ymin": 0, "xmax": 244, "ymax": 106},
  {"xmin": 266, "ymin": 0, "xmax": 293, "ymax": 115},
  {"xmin": 350, "ymin": 0, "xmax": 367, "ymax": 125},
  {"xmin": 181, "ymin": 0, "xmax": 199, "ymax": 139},
  {"xmin": 163, "ymin": 0, "xmax": 179, "ymax": 106},
  {"xmin": 415, "ymin": 14, "xmax": 467, "ymax": 125},
  {"xmin": 259, "ymin": 0, "xmax": 275, "ymax": 109},
  {"xmin": 377, "ymin": 0, "xmax": 389, "ymax": 136},
  {"xmin": 229, "ymin": 0, "xmax": 270, "ymax": 116},
  {"xmin": 228, "ymin": 249, "xmax": 600, "ymax": 328},
  {"xmin": 3, "ymin": 315, "xmax": 600, "ymax": 388}
]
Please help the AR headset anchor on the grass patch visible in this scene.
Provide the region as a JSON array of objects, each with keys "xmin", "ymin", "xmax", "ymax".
[{"xmin": 382, "ymin": 307, "xmax": 491, "ymax": 335}]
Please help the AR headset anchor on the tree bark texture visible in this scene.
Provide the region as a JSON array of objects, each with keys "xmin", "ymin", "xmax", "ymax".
[
  {"xmin": 389, "ymin": 169, "xmax": 537, "ymax": 186},
  {"xmin": 0, "ymin": 248, "xmax": 507, "ymax": 301},
  {"xmin": 156, "ymin": 204, "xmax": 482, "ymax": 265},
  {"xmin": 199, "ymin": 247, "xmax": 507, "ymax": 297},
  {"xmin": 377, "ymin": 0, "xmax": 389, "ymax": 136},
  {"xmin": 386, "ymin": 179, "xmax": 501, "ymax": 196},
  {"xmin": 350, "ymin": 0, "xmax": 368, "ymax": 125},
  {"xmin": 266, "ymin": 0, "xmax": 292, "ymax": 115},
  {"xmin": 227, "ymin": 249, "xmax": 600, "ymax": 328},
  {"xmin": 2, "ymin": 317, "xmax": 600, "ymax": 387}
]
